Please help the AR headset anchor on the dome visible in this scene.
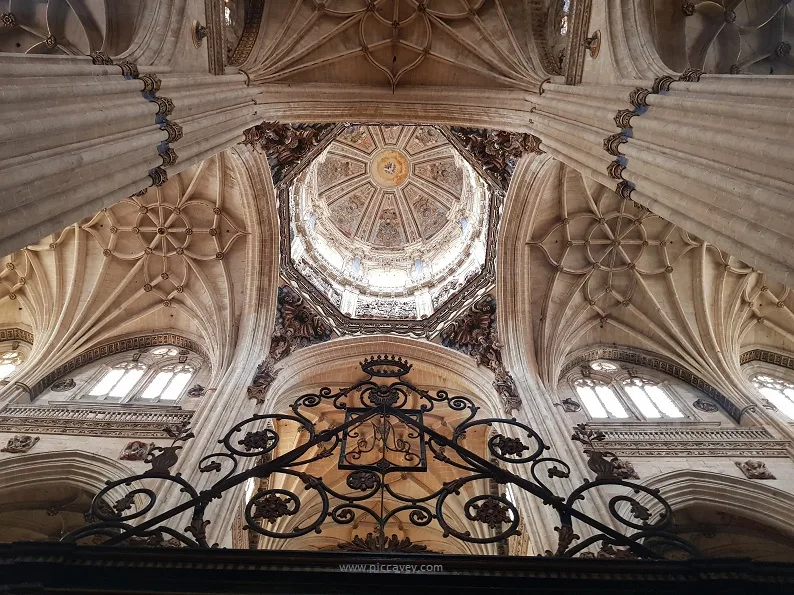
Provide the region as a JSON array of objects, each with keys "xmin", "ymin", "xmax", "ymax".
[{"xmin": 289, "ymin": 125, "xmax": 490, "ymax": 320}]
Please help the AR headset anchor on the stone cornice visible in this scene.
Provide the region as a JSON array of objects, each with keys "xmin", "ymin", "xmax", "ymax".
[{"xmin": 0, "ymin": 404, "xmax": 192, "ymax": 438}]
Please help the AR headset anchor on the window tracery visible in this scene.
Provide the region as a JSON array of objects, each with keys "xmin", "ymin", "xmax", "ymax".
[
  {"xmin": 0, "ymin": 350, "xmax": 24, "ymax": 381},
  {"xmin": 751, "ymin": 374, "xmax": 794, "ymax": 420},
  {"xmin": 74, "ymin": 348, "xmax": 202, "ymax": 406},
  {"xmin": 569, "ymin": 362, "xmax": 687, "ymax": 421}
]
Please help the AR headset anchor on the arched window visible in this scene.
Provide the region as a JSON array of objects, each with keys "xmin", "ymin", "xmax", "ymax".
[
  {"xmin": 137, "ymin": 363, "xmax": 195, "ymax": 403},
  {"xmin": 623, "ymin": 377, "xmax": 684, "ymax": 419},
  {"xmin": 88, "ymin": 362, "xmax": 146, "ymax": 400},
  {"xmin": 0, "ymin": 350, "xmax": 24, "ymax": 380},
  {"xmin": 752, "ymin": 374, "xmax": 794, "ymax": 420},
  {"xmin": 573, "ymin": 378, "xmax": 629, "ymax": 419},
  {"xmin": 570, "ymin": 361, "xmax": 686, "ymax": 421}
]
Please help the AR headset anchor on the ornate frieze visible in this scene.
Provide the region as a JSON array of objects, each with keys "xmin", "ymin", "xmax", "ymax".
[
  {"xmin": 586, "ymin": 425, "xmax": 790, "ymax": 458},
  {"xmin": 735, "ymin": 460, "xmax": 776, "ymax": 480},
  {"xmin": 1, "ymin": 434, "xmax": 39, "ymax": 454},
  {"xmin": 248, "ymin": 286, "xmax": 333, "ymax": 403},
  {"xmin": 227, "ymin": 0, "xmax": 264, "ymax": 66},
  {"xmin": 242, "ymin": 122, "xmax": 336, "ymax": 185},
  {"xmin": 0, "ymin": 405, "xmax": 193, "ymax": 438},
  {"xmin": 0, "ymin": 327, "xmax": 33, "ymax": 345},
  {"xmin": 440, "ymin": 295, "xmax": 521, "ymax": 414},
  {"xmin": 448, "ymin": 127, "xmax": 543, "ymax": 191},
  {"xmin": 571, "ymin": 424, "xmax": 639, "ymax": 480}
]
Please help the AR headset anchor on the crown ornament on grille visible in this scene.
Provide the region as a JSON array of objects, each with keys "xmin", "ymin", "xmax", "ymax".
[
  {"xmin": 61, "ymin": 356, "xmax": 700, "ymax": 559},
  {"xmin": 360, "ymin": 354, "xmax": 412, "ymax": 377}
]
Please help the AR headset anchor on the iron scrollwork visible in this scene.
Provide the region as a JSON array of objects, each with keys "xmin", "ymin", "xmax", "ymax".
[{"xmin": 63, "ymin": 356, "xmax": 698, "ymax": 558}]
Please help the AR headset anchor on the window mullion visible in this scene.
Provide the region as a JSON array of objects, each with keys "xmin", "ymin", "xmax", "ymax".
[{"xmin": 614, "ymin": 382, "xmax": 643, "ymax": 421}]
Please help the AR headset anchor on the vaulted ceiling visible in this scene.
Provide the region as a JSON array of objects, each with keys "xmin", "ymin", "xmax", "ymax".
[{"xmin": 244, "ymin": 0, "xmax": 551, "ymax": 91}]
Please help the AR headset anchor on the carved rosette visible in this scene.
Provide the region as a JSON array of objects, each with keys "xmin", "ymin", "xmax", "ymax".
[
  {"xmin": 335, "ymin": 532, "xmax": 430, "ymax": 553},
  {"xmin": 247, "ymin": 286, "xmax": 333, "ymax": 402}
]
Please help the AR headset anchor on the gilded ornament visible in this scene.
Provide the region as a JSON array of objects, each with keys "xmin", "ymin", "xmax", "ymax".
[
  {"xmin": 679, "ymin": 68, "xmax": 703, "ymax": 82},
  {"xmin": 159, "ymin": 147, "xmax": 178, "ymax": 167},
  {"xmin": 651, "ymin": 75, "xmax": 675, "ymax": 93},
  {"xmin": 607, "ymin": 161, "xmax": 625, "ymax": 180},
  {"xmin": 628, "ymin": 88, "xmax": 650, "ymax": 108},
  {"xmin": 154, "ymin": 97, "xmax": 175, "ymax": 116},
  {"xmin": 118, "ymin": 60, "xmax": 139, "ymax": 78},
  {"xmin": 604, "ymin": 133, "xmax": 627, "ymax": 155},
  {"xmin": 149, "ymin": 167, "xmax": 168, "ymax": 187}
]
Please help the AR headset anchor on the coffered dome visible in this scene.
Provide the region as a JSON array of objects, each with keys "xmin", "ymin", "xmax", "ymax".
[{"xmin": 290, "ymin": 125, "xmax": 489, "ymax": 320}]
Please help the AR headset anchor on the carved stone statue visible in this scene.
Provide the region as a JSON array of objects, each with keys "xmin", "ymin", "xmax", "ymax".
[
  {"xmin": 119, "ymin": 441, "xmax": 153, "ymax": 461},
  {"xmin": 186, "ymin": 384, "xmax": 206, "ymax": 398},
  {"xmin": 1, "ymin": 434, "xmax": 39, "ymax": 453},
  {"xmin": 736, "ymin": 460, "xmax": 775, "ymax": 480}
]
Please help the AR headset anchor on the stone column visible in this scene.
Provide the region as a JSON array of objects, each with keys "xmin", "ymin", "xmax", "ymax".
[
  {"xmin": 529, "ymin": 72, "xmax": 794, "ymax": 286},
  {"xmin": 0, "ymin": 53, "xmax": 261, "ymax": 257}
]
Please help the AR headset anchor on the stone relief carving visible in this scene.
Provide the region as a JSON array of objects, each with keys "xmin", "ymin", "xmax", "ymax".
[
  {"xmin": 558, "ymin": 398, "xmax": 582, "ymax": 413},
  {"xmin": 248, "ymin": 286, "xmax": 333, "ymax": 403},
  {"xmin": 440, "ymin": 295, "xmax": 521, "ymax": 415},
  {"xmin": 119, "ymin": 441, "xmax": 154, "ymax": 461},
  {"xmin": 243, "ymin": 122, "xmax": 336, "ymax": 185},
  {"xmin": 571, "ymin": 424, "xmax": 639, "ymax": 480},
  {"xmin": 692, "ymin": 398, "xmax": 718, "ymax": 413},
  {"xmin": 735, "ymin": 460, "xmax": 775, "ymax": 480},
  {"xmin": 1, "ymin": 434, "xmax": 39, "ymax": 454},
  {"xmin": 187, "ymin": 384, "xmax": 206, "ymax": 398},
  {"xmin": 448, "ymin": 127, "xmax": 542, "ymax": 190},
  {"xmin": 50, "ymin": 378, "xmax": 76, "ymax": 392},
  {"xmin": 356, "ymin": 298, "xmax": 417, "ymax": 319},
  {"xmin": 334, "ymin": 533, "xmax": 430, "ymax": 554}
]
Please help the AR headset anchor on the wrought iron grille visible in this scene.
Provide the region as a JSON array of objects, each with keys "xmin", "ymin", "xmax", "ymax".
[{"xmin": 63, "ymin": 356, "xmax": 698, "ymax": 558}]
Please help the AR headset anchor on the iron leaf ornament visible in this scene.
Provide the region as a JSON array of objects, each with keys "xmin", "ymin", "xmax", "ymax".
[{"xmin": 63, "ymin": 356, "xmax": 698, "ymax": 558}]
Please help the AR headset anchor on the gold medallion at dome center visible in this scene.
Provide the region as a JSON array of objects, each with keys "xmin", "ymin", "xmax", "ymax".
[{"xmin": 370, "ymin": 149, "xmax": 409, "ymax": 188}]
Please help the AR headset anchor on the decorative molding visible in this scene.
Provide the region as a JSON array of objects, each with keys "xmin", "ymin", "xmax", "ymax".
[
  {"xmin": 202, "ymin": 0, "xmax": 225, "ymax": 74},
  {"xmin": 587, "ymin": 425, "xmax": 790, "ymax": 458},
  {"xmin": 440, "ymin": 295, "xmax": 521, "ymax": 414},
  {"xmin": 557, "ymin": 397, "xmax": 582, "ymax": 413},
  {"xmin": 562, "ymin": 0, "xmax": 593, "ymax": 84},
  {"xmin": 560, "ymin": 346, "xmax": 742, "ymax": 422},
  {"xmin": 0, "ymin": 434, "xmax": 39, "ymax": 453},
  {"xmin": 0, "ymin": 327, "xmax": 33, "ymax": 345},
  {"xmin": 0, "ymin": 405, "xmax": 193, "ymax": 438},
  {"xmin": 228, "ymin": 0, "xmax": 264, "ymax": 66},
  {"xmin": 736, "ymin": 460, "xmax": 776, "ymax": 479},
  {"xmin": 29, "ymin": 334, "xmax": 208, "ymax": 400},
  {"xmin": 741, "ymin": 349, "xmax": 794, "ymax": 372},
  {"xmin": 247, "ymin": 286, "xmax": 333, "ymax": 403}
]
